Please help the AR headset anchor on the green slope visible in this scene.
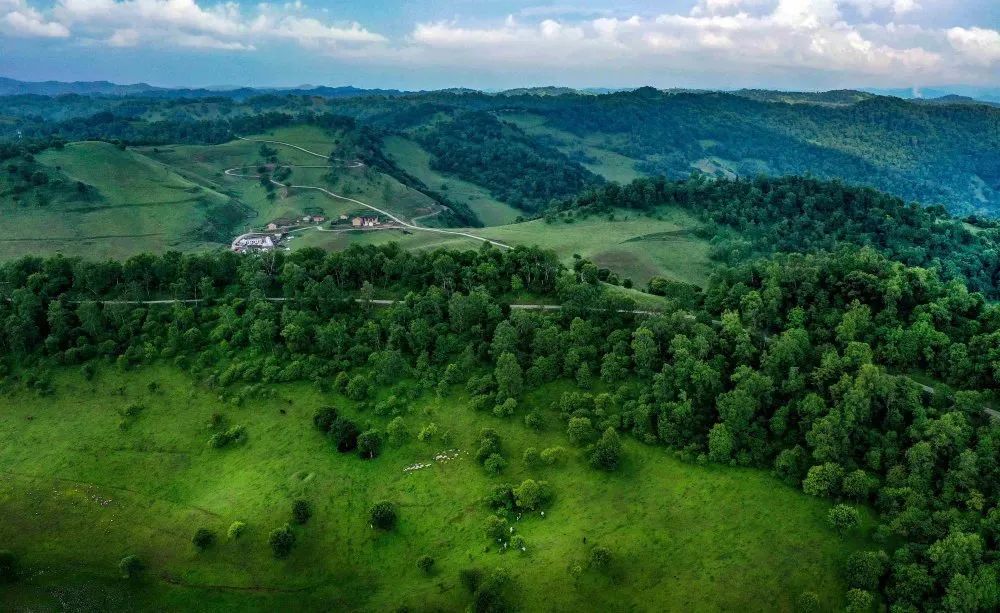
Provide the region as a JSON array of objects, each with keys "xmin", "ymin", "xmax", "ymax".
[{"xmin": 0, "ymin": 365, "xmax": 873, "ymax": 611}]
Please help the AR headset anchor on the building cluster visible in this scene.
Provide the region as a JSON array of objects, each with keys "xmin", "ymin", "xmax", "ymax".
[
  {"xmin": 231, "ymin": 234, "xmax": 278, "ymax": 253},
  {"xmin": 352, "ymin": 216, "xmax": 382, "ymax": 228}
]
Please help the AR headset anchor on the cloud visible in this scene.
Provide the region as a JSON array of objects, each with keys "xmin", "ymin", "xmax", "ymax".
[
  {"xmin": 947, "ymin": 26, "xmax": 1000, "ymax": 65},
  {"xmin": 1, "ymin": 0, "xmax": 70, "ymax": 37},
  {"xmin": 401, "ymin": 1, "xmax": 997, "ymax": 86},
  {"xmin": 40, "ymin": 0, "xmax": 385, "ymax": 51}
]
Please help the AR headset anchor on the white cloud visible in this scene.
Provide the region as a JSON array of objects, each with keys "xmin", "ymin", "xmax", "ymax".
[
  {"xmin": 39, "ymin": 0, "xmax": 385, "ymax": 51},
  {"xmin": 947, "ymin": 26, "xmax": 1000, "ymax": 65},
  {"xmin": 400, "ymin": 1, "xmax": 997, "ymax": 86},
  {"xmin": 1, "ymin": 0, "xmax": 70, "ymax": 37}
]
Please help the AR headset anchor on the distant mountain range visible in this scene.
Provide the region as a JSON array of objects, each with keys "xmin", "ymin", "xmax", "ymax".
[{"xmin": 3, "ymin": 76, "xmax": 997, "ymax": 107}]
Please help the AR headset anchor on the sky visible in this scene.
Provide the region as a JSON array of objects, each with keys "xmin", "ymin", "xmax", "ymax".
[{"xmin": 0, "ymin": 0, "xmax": 998, "ymax": 90}]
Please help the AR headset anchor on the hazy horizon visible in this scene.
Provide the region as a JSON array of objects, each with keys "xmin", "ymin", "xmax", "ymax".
[{"xmin": 1, "ymin": 1, "xmax": 997, "ymax": 91}]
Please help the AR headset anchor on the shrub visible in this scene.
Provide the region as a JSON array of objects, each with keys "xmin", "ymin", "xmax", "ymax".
[
  {"xmin": 493, "ymin": 397, "xmax": 517, "ymax": 418},
  {"xmin": 459, "ymin": 568, "xmax": 484, "ymax": 593},
  {"xmin": 485, "ymin": 483, "xmax": 516, "ymax": 511},
  {"xmin": 589, "ymin": 546, "xmax": 612, "ymax": 571},
  {"xmin": 268, "ymin": 524, "xmax": 296, "ymax": 558},
  {"xmin": 844, "ymin": 550, "xmax": 888, "ymax": 591},
  {"xmin": 227, "ymin": 521, "xmax": 247, "ymax": 540},
  {"xmin": 369, "ymin": 501, "xmax": 396, "ymax": 530},
  {"xmin": 357, "ymin": 429, "xmax": 382, "ymax": 459},
  {"xmin": 118, "ymin": 555, "xmax": 143, "ymax": 579},
  {"xmin": 522, "ymin": 447, "xmax": 540, "ymax": 468},
  {"xmin": 208, "ymin": 424, "xmax": 247, "ymax": 449},
  {"xmin": 292, "ymin": 500, "xmax": 313, "ymax": 525},
  {"xmin": 0, "ymin": 550, "xmax": 19, "ymax": 583},
  {"xmin": 192, "ymin": 527, "xmax": 216, "ymax": 550},
  {"xmin": 417, "ymin": 554, "xmax": 435, "ymax": 574},
  {"xmin": 417, "ymin": 422, "xmax": 438, "ymax": 441},
  {"xmin": 524, "ymin": 410, "xmax": 543, "ymax": 430},
  {"xmin": 541, "ymin": 446, "xmax": 567, "ymax": 466}
]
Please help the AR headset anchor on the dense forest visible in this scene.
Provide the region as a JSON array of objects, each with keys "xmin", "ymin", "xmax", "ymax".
[
  {"xmin": 0, "ymin": 242, "xmax": 997, "ymax": 610},
  {"xmin": 555, "ymin": 175, "xmax": 1000, "ymax": 298},
  {"xmin": 413, "ymin": 111, "xmax": 604, "ymax": 212}
]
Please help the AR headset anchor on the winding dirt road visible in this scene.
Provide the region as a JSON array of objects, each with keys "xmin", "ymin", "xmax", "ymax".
[{"xmin": 230, "ymin": 136, "xmax": 511, "ymax": 250}]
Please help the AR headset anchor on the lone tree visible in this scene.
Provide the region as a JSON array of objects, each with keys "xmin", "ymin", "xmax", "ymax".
[
  {"xmin": 192, "ymin": 528, "xmax": 216, "ymax": 551},
  {"xmin": 268, "ymin": 524, "xmax": 296, "ymax": 558},
  {"xmin": 118, "ymin": 555, "xmax": 143, "ymax": 580},
  {"xmin": 369, "ymin": 501, "xmax": 397, "ymax": 530},
  {"xmin": 292, "ymin": 500, "xmax": 313, "ymax": 525},
  {"xmin": 417, "ymin": 554, "xmax": 435, "ymax": 574}
]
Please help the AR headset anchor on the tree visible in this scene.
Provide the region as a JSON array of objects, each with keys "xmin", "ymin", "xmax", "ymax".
[
  {"xmin": 268, "ymin": 524, "xmax": 296, "ymax": 558},
  {"xmin": 522, "ymin": 447, "xmax": 541, "ymax": 468},
  {"xmin": 118, "ymin": 555, "xmax": 143, "ymax": 580},
  {"xmin": 513, "ymin": 479, "xmax": 551, "ymax": 510},
  {"xmin": 0, "ymin": 550, "xmax": 18, "ymax": 583},
  {"xmin": 707, "ymin": 423, "xmax": 734, "ymax": 463},
  {"xmin": 567, "ymin": 416, "xmax": 595, "ymax": 446},
  {"xmin": 590, "ymin": 427, "xmax": 622, "ymax": 471},
  {"xmin": 484, "ymin": 453, "xmax": 507, "ymax": 475},
  {"xmin": 494, "ymin": 352, "xmax": 523, "ymax": 399},
  {"xmin": 346, "ymin": 374, "xmax": 371, "ymax": 400},
  {"xmin": 192, "ymin": 527, "xmax": 216, "ymax": 551},
  {"xmin": 292, "ymin": 499, "xmax": 313, "ymax": 525},
  {"xmin": 827, "ymin": 504, "xmax": 861, "ymax": 536},
  {"xmin": 796, "ymin": 591, "xmax": 820, "ymax": 612},
  {"xmin": 802, "ymin": 462, "xmax": 845, "ymax": 497},
  {"xmin": 357, "ymin": 429, "xmax": 382, "ymax": 459},
  {"xmin": 844, "ymin": 550, "xmax": 887, "ymax": 591},
  {"xmin": 417, "ymin": 554, "xmax": 435, "ymax": 574},
  {"xmin": 369, "ymin": 501, "xmax": 396, "ymax": 530},
  {"xmin": 313, "ymin": 406, "xmax": 339, "ymax": 432},
  {"xmin": 844, "ymin": 589, "xmax": 873, "ymax": 613},
  {"xmin": 485, "ymin": 514, "xmax": 509, "ymax": 541},
  {"xmin": 386, "ymin": 417, "xmax": 409, "ymax": 446},
  {"xmin": 329, "ymin": 417, "xmax": 360, "ymax": 452}
]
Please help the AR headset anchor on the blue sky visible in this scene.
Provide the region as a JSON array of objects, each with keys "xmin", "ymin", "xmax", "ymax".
[{"xmin": 1, "ymin": 0, "xmax": 998, "ymax": 90}]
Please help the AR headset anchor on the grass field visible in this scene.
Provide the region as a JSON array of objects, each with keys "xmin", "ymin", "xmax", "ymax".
[
  {"xmin": 0, "ymin": 142, "xmax": 227, "ymax": 260},
  {"xmin": 501, "ymin": 113, "xmax": 645, "ymax": 184},
  {"xmin": 478, "ymin": 208, "xmax": 716, "ymax": 286},
  {"xmin": 0, "ymin": 365, "xmax": 872, "ymax": 611},
  {"xmin": 383, "ymin": 135, "xmax": 523, "ymax": 226}
]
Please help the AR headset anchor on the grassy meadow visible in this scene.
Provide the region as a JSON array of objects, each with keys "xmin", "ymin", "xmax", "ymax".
[
  {"xmin": 0, "ymin": 142, "xmax": 226, "ymax": 260},
  {"xmin": 0, "ymin": 364, "xmax": 872, "ymax": 611},
  {"xmin": 479, "ymin": 208, "xmax": 716, "ymax": 286}
]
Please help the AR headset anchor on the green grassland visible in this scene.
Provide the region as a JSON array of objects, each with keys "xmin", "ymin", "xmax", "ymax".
[
  {"xmin": 383, "ymin": 135, "xmax": 523, "ymax": 226},
  {"xmin": 139, "ymin": 126, "xmax": 441, "ymax": 228},
  {"xmin": 0, "ymin": 365, "xmax": 872, "ymax": 611},
  {"xmin": 479, "ymin": 208, "xmax": 716, "ymax": 286},
  {"xmin": 501, "ymin": 113, "xmax": 645, "ymax": 184},
  {"xmin": 0, "ymin": 142, "xmax": 228, "ymax": 260}
]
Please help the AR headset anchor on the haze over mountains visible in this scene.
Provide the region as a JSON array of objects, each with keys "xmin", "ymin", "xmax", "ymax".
[{"xmin": 1, "ymin": 77, "xmax": 997, "ymax": 106}]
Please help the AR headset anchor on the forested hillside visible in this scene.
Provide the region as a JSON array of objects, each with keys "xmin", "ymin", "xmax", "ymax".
[
  {"xmin": 555, "ymin": 175, "xmax": 1000, "ymax": 297},
  {"xmin": 3, "ymin": 87, "xmax": 996, "ymax": 215},
  {"xmin": 0, "ymin": 244, "xmax": 997, "ymax": 610}
]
